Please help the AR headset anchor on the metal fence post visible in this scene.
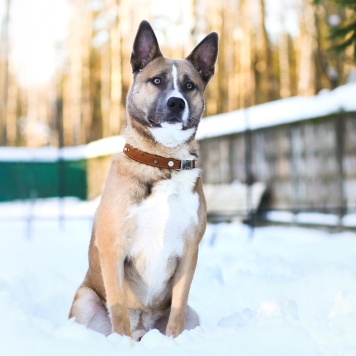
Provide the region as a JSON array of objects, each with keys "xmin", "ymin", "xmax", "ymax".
[
  {"xmin": 335, "ymin": 109, "xmax": 346, "ymax": 228},
  {"xmin": 56, "ymin": 98, "xmax": 65, "ymax": 229},
  {"xmin": 244, "ymin": 108, "xmax": 254, "ymax": 237}
]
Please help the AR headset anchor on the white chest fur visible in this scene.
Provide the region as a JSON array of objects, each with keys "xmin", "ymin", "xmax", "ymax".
[{"xmin": 128, "ymin": 169, "xmax": 200, "ymax": 305}]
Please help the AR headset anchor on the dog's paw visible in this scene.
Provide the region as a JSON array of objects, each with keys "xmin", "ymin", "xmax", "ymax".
[
  {"xmin": 165, "ymin": 324, "xmax": 184, "ymax": 338},
  {"xmin": 132, "ymin": 329, "xmax": 147, "ymax": 341}
]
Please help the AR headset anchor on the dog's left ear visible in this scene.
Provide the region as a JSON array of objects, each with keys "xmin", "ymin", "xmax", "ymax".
[
  {"xmin": 131, "ymin": 20, "xmax": 163, "ymax": 73},
  {"xmin": 186, "ymin": 32, "xmax": 219, "ymax": 85}
]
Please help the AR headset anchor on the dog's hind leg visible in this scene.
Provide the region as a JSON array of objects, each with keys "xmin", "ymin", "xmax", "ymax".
[
  {"xmin": 69, "ymin": 286, "xmax": 112, "ymax": 336},
  {"xmin": 184, "ymin": 305, "xmax": 200, "ymax": 330},
  {"xmin": 154, "ymin": 305, "xmax": 200, "ymax": 335}
]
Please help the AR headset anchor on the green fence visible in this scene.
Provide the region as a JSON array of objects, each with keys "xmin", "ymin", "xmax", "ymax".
[
  {"xmin": 0, "ymin": 136, "xmax": 124, "ymax": 202},
  {"xmin": 0, "ymin": 160, "xmax": 87, "ymax": 202}
]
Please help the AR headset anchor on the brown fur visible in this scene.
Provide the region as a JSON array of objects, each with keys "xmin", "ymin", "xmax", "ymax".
[{"xmin": 69, "ymin": 20, "xmax": 218, "ymax": 340}]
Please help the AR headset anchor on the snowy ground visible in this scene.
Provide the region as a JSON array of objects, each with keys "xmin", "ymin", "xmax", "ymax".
[{"xmin": 1, "ymin": 199, "xmax": 356, "ymax": 355}]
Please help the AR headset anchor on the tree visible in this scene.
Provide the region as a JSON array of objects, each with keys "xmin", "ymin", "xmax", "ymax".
[
  {"xmin": 0, "ymin": 0, "xmax": 11, "ymax": 144},
  {"xmin": 297, "ymin": 0, "xmax": 318, "ymax": 95},
  {"xmin": 315, "ymin": 0, "xmax": 356, "ymax": 61},
  {"xmin": 62, "ymin": 0, "xmax": 93, "ymax": 145},
  {"xmin": 329, "ymin": 0, "xmax": 356, "ymax": 60},
  {"xmin": 279, "ymin": 0, "xmax": 291, "ymax": 98},
  {"xmin": 255, "ymin": 0, "xmax": 274, "ymax": 103}
]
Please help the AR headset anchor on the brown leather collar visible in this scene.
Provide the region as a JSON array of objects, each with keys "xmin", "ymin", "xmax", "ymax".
[{"xmin": 123, "ymin": 143, "xmax": 196, "ymax": 170}]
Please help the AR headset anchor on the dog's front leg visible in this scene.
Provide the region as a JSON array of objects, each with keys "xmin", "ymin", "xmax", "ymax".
[
  {"xmin": 166, "ymin": 243, "xmax": 199, "ymax": 338},
  {"xmin": 99, "ymin": 249, "xmax": 131, "ymax": 337}
]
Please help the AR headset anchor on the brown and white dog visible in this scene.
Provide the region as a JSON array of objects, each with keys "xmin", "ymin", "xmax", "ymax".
[{"xmin": 69, "ymin": 20, "xmax": 218, "ymax": 341}]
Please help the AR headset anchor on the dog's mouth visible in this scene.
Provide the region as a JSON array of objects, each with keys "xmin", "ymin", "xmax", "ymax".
[
  {"xmin": 148, "ymin": 114, "xmax": 183, "ymax": 126},
  {"xmin": 148, "ymin": 115, "xmax": 185, "ymax": 129},
  {"xmin": 165, "ymin": 117, "xmax": 182, "ymax": 124}
]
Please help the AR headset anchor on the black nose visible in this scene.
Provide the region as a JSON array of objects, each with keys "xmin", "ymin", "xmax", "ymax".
[{"xmin": 167, "ymin": 97, "xmax": 185, "ymax": 112}]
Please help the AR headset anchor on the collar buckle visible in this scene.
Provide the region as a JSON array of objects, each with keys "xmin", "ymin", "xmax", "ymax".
[{"xmin": 180, "ymin": 160, "xmax": 195, "ymax": 170}]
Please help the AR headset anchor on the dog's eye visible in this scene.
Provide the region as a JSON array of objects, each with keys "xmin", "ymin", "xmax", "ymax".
[
  {"xmin": 186, "ymin": 82, "xmax": 194, "ymax": 90},
  {"xmin": 152, "ymin": 77, "xmax": 161, "ymax": 85}
]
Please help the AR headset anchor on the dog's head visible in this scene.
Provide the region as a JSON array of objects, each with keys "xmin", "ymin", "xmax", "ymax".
[{"xmin": 127, "ymin": 20, "xmax": 218, "ymax": 148}]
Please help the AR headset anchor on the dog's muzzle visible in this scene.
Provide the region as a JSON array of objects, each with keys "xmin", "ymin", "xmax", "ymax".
[
  {"xmin": 167, "ymin": 97, "xmax": 185, "ymax": 112},
  {"xmin": 165, "ymin": 97, "xmax": 186, "ymax": 124}
]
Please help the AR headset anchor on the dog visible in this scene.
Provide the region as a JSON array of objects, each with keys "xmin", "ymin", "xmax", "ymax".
[{"xmin": 69, "ymin": 20, "xmax": 218, "ymax": 341}]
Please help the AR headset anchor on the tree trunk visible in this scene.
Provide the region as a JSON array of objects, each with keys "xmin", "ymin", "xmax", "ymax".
[
  {"xmin": 255, "ymin": 0, "xmax": 274, "ymax": 103},
  {"xmin": 0, "ymin": 0, "xmax": 11, "ymax": 145},
  {"xmin": 279, "ymin": 0, "xmax": 291, "ymax": 98},
  {"xmin": 110, "ymin": 0, "xmax": 123, "ymax": 136},
  {"xmin": 101, "ymin": 39, "xmax": 111, "ymax": 138},
  {"xmin": 62, "ymin": 0, "xmax": 93, "ymax": 145},
  {"xmin": 239, "ymin": 0, "xmax": 254, "ymax": 108},
  {"xmin": 81, "ymin": 7, "xmax": 93, "ymax": 143},
  {"xmin": 206, "ymin": 0, "xmax": 223, "ymax": 116},
  {"xmin": 297, "ymin": 0, "xmax": 317, "ymax": 96},
  {"xmin": 5, "ymin": 68, "xmax": 18, "ymax": 145}
]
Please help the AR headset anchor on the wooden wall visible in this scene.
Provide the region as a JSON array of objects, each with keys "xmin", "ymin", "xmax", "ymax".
[{"xmin": 198, "ymin": 112, "xmax": 356, "ymax": 213}]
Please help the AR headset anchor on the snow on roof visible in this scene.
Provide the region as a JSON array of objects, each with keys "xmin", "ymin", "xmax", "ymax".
[
  {"xmin": 196, "ymin": 83, "xmax": 356, "ymax": 140},
  {"xmin": 0, "ymin": 136, "xmax": 125, "ymax": 162}
]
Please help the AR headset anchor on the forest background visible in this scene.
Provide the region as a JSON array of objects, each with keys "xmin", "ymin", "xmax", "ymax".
[{"xmin": 0, "ymin": 0, "xmax": 355, "ymax": 148}]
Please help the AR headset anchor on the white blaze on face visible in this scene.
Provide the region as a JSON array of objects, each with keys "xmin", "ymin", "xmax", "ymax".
[
  {"xmin": 169, "ymin": 64, "xmax": 189, "ymax": 125},
  {"xmin": 149, "ymin": 63, "xmax": 195, "ymax": 147}
]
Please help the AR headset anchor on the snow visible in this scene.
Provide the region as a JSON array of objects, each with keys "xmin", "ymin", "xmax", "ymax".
[
  {"xmin": 266, "ymin": 210, "xmax": 356, "ymax": 228},
  {"xmin": 1, "ymin": 198, "xmax": 356, "ymax": 355},
  {"xmin": 343, "ymin": 213, "xmax": 356, "ymax": 228},
  {"xmin": 197, "ymin": 83, "xmax": 356, "ymax": 140},
  {"xmin": 0, "ymin": 197, "xmax": 100, "ymax": 220},
  {"xmin": 0, "ymin": 136, "xmax": 125, "ymax": 162}
]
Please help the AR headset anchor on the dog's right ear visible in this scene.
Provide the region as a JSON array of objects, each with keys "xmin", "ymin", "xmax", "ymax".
[
  {"xmin": 131, "ymin": 20, "xmax": 163, "ymax": 73},
  {"xmin": 186, "ymin": 32, "xmax": 219, "ymax": 85}
]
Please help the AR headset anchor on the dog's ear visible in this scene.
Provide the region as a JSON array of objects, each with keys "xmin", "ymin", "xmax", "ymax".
[
  {"xmin": 131, "ymin": 20, "xmax": 163, "ymax": 73},
  {"xmin": 186, "ymin": 32, "xmax": 219, "ymax": 85}
]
